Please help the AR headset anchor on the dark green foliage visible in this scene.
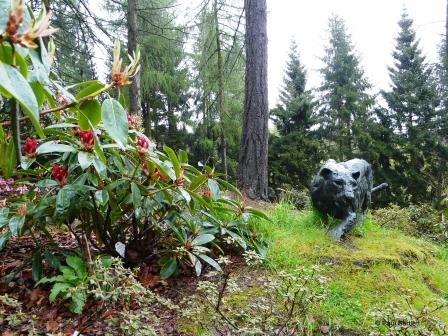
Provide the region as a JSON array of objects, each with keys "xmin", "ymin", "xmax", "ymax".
[
  {"xmin": 269, "ymin": 41, "xmax": 322, "ymax": 195},
  {"xmin": 316, "ymin": 15, "xmax": 374, "ymax": 161},
  {"xmin": 382, "ymin": 10, "xmax": 443, "ymax": 205}
]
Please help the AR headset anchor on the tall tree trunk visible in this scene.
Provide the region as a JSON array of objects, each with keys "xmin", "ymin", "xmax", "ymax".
[
  {"xmin": 238, "ymin": 0, "xmax": 269, "ymax": 200},
  {"xmin": 127, "ymin": 0, "xmax": 141, "ymax": 116},
  {"xmin": 214, "ymin": 0, "xmax": 228, "ymax": 179}
]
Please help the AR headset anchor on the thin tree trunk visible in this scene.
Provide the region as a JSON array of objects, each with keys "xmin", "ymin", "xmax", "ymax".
[
  {"xmin": 238, "ymin": 0, "xmax": 269, "ymax": 200},
  {"xmin": 127, "ymin": 0, "xmax": 141, "ymax": 116},
  {"xmin": 214, "ymin": 0, "xmax": 228, "ymax": 179}
]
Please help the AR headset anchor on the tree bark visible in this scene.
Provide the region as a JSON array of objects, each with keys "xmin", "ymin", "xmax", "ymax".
[
  {"xmin": 238, "ymin": 0, "xmax": 269, "ymax": 200},
  {"xmin": 127, "ymin": 0, "xmax": 141, "ymax": 116},
  {"xmin": 214, "ymin": 0, "xmax": 228, "ymax": 179}
]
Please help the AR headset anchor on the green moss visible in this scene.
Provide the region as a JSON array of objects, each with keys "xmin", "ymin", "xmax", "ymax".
[{"xmin": 253, "ymin": 204, "xmax": 448, "ymax": 333}]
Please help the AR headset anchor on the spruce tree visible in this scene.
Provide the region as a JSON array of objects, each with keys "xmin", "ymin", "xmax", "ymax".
[
  {"xmin": 269, "ymin": 41, "xmax": 321, "ymax": 192},
  {"xmin": 317, "ymin": 15, "xmax": 373, "ymax": 161},
  {"xmin": 271, "ymin": 41, "xmax": 313, "ymax": 135},
  {"xmin": 382, "ymin": 10, "xmax": 440, "ymax": 204}
]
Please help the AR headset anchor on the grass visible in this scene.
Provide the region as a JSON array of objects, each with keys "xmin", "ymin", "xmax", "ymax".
[{"xmin": 253, "ymin": 203, "xmax": 448, "ymax": 333}]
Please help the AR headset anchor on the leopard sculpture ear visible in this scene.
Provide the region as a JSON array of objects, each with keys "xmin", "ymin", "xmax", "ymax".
[
  {"xmin": 352, "ymin": 171, "xmax": 360, "ymax": 180},
  {"xmin": 320, "ymin": 168, "xmax": 332, "ymax": 179}
]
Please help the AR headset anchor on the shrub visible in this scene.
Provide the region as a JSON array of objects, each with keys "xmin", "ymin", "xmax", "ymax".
[
  {"xmin": 277, "ymin": 184, "xmax": 311, "ymax": 210},
  {"xmin": 373, "ymin": 204, "xmax": 447, "ymax": 243},
  {"xmin": 0, "ymin": 3, "xmax": 267, "ymax": 282}
]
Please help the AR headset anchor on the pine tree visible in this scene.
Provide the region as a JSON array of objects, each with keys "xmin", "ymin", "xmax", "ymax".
[
  {"xmin": 382, "ymin": 10, "xmax": 440, "ymax": 204},
  {"xmin": 271, "ymin": 40, "xmax": 313, "ymax": 135},
  {"xmin": 317, "ymin": 15, "xmax": 373, "ymax": 161}
]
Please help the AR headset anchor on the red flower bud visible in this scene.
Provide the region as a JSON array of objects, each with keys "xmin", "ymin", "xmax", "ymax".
[
  {"xmin": 203, "ymin": 189, "xmax": 211, "ymax": 198},
  {"xmin": 51, "ymin": 164, "xmax": 68, "ymax": 186},
  {"xmin": 136, "ymin": 135, "xmax": 149, "ymax": 155},
  {"xmin": 78, "ymin": 130, "xmax": 94, "ymax": 151},
  {"xmin": 22, "ymin": 138, "xmax": 38, "ymax": 158}
]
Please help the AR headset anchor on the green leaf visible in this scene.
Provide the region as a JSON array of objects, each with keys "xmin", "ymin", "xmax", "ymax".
[
  {"xmin": 43, "ymin": 250, "xmax": 61, "ymax": 270},
  {"xmin": 197, "ymin": 254, "xmax": 222, "ymax": 272},
  {"xmin": 160, "ymin": 259, "xmax": 177, "ymax": 279},
  {"xmin": 66, "ymin": 255, "xmax": 87, "ymax": 280},
  {"xmin": 190, "ymin": 174, "xmax": 208, "ymax": 191},
  {"xmin": 188, "ymin": 252, "xmax": 202, "ymax": 276},
  {"xmin": 9, "ymin": 216, "xmax": 25, "ymax": 236},
  {"xmin": 70, "ymin": 291, "xmax": 87, "ymax": 314},
  {"xmin": 75, "ymin": 81, "xmax": 104, "ymax": 100},
  {"xmin": 93, "ymin": 157, "xmax": 107, "ymax": 178},
  {"xmin": 0, "ymin": 61, "xmax": 43, "ymax": 137},
  {"xmin": 78, "ymin": 151, "xmax": 94, "ymax": 170},
  {"xmin": 36, "ymin": 179, "xmax": 58, "ymax": 188},
  {"xmin": 207, "ymin": 179, "xmax": 220, "ymax": 200},
  {"xmin": 163, "ymin": 145, "xmax": 181, "ymax": 178},
  {"xmin": 179, "ymin": 188, "xmax": 191, "ymax": 203},
  {"xmin": 192, "ymin": 233, "xmax": 215, "ymax": 246},
  {"xmin": 101, "ymin": 98, "xmax": 128, "ymax": 148},
  {"xmin": 179, "ymin": 149, "xmax": 188, "ymax": 164},
  {"xmin": 30, "ymin": 82, "xmax": 45, "ymax": 108},
  {"xmin": 217, "ymin": 178, "xmax": 242, "ymax": 197},
  {"xmin": 244, "ymin": 207, "xmax": 270, "ymax": 221},
  {"xmin": 95, "ymin": 190, "xmax": 109, "ymax": 206},
  {"xmin": 0, "ymin": 208, "xmax": 9, "ymax": 229},
  {"xmin": 32, "ymin": 252, "xmax": 43, "ymax": 283},
  {"xmin": 131, "ymin": 182, "xmax": 141, "ymax": 210},
  {"xmin": 49, "ymin": 283, "xmax": 70, "ymax": 303},
  {"xmin": 0, "ymin": 231, "xmax": 12, "ymax": 251},
  {"xmin": 37, "ymin": 142, "xmax": 76, "ymax": 154},
  {"xmin": 78, "ymin": 100, "xmax": 101, "ymax": 130},
  {"xmin": 0, "ymin": 44, "xmax": 28, "ymax": 77}
]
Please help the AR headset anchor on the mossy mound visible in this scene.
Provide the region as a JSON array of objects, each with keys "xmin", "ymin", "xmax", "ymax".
[{"xmin": 254, "ymin": 204, "xmax": 448, "ymax": 333}]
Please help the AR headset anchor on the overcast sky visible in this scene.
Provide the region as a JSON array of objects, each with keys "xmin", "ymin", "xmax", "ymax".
[{"xmin": 267, "ymin": 0, "xmax": 446, "ymax": 107}]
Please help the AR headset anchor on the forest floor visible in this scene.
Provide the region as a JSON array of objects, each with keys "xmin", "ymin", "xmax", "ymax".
[{"xmin": 1, "ymin": 204, "xmax": 448, "ymax": 335}]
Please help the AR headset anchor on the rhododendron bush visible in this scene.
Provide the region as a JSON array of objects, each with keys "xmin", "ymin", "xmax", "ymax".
[{"xmin": 0, "ymin": 2, "xmax": 266, "ymax": 281}]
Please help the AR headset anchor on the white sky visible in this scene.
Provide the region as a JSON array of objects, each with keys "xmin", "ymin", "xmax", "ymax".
[{"xmin": 267, "ymin": 0, "xmax": 446, "ymax": 107}]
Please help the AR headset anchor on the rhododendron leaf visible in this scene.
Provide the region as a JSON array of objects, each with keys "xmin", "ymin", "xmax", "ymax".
[
  {"xmin": 37, "ymin": 142, "xmax": 76, "ymax": 154},
  {"xmin": 0, "ymin": 62, "xmax": 44, "ymax": 138},
  {"xmin": 0, "ymin": 231, "xmax": 12, "ymax": 251},
  {"xmin": 78, "ymin": 100, "xmax": 101, "ymax": 130},
  {"xmin": 192, "ymin": 234, "xmax": 215, "ymax": 246},
  {"xmin": 78, "ymin": 151, "xmax": 94, "ymax": 170},
  {"xmin": 163, "ymin": 145, "xmax": 181, "ymax": 178},
  {"xmin": 95, "ymin": 190, "xmax": 109, "ymax": 206},
  {"xmin": 0, "ymin": 208, "xmax": 9, "ymax": 229},
  {"xmin": 160, "ymin": 259, "xmax": 177, "ymax": 279},
  {"xmin": 75, "ymin": 81, "xmax": 104, "ymax": 100},
  {"xmin": 207, "ymin": 179, "xmax": 220, "ymax": 200},
  {"xmin": 101, "ymin": 98, "xmax": 128, "ymax": 148},
  {"xmin": 197, "ymin": 254, "xmax": 222, "ymax": 272},
  {"xmin": 30, "ymin": 82, "xmax": 45, "ymax": 108},
  {"xmin": 9, "ymin": 216, "xmax": 25, "ymax": 236}
]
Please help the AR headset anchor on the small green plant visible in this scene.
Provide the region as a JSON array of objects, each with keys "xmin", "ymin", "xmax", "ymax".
[
  {"xmin": 369, "ymin": 290, "xmax": 448, "ymax": 335},
  {"xmin": 36, "ymin": 254, "xmax": 89, "ymax": 314}
]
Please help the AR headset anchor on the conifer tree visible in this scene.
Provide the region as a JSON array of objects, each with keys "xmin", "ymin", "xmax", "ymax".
[
  {"xmin": 271, "ymin": 41, "xmax": 313, "ymax": 135},
  {"xmin": 382, "ymin": 10, "xmax": 440, "ymax": 204},
  {"xmin": 269, "ymin": 41, "xmax": 321, "ymax": 192},
  {"xmin": 317, "ymin": 15, "xmax": 373, "ymax": 161}
]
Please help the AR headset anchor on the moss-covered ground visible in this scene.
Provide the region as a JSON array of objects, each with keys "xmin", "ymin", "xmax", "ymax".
[{"xmin": 254, "ymin": 204, "xmax": 448, "ymax": 333}]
